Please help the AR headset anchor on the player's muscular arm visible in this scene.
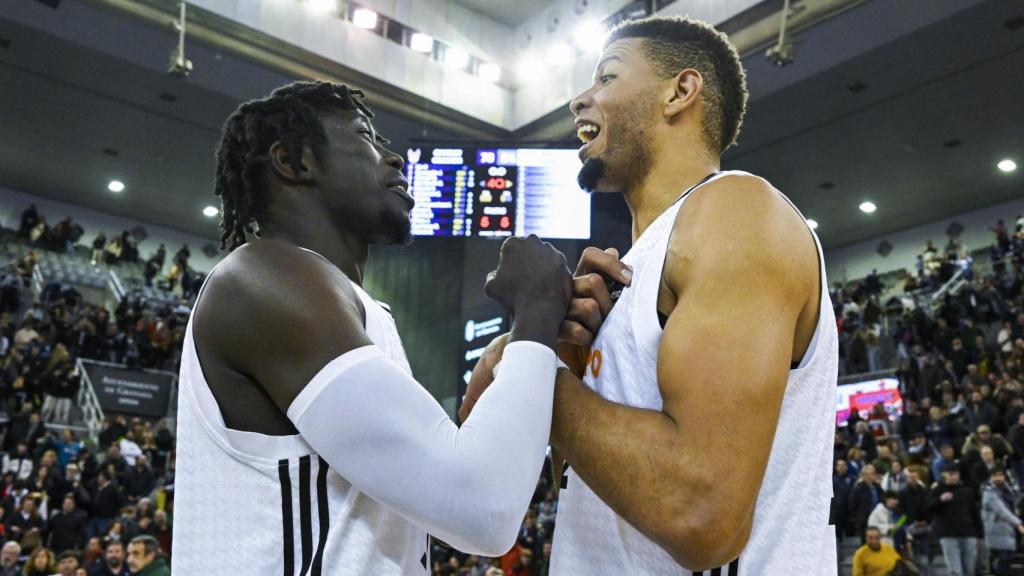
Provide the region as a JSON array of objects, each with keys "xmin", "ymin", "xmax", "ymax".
[
  {"xmin": 550, "ymin": 176, "xmax": 816, "ymax": 570},
  {"xmin": 201, "ymin": 238, "xmax": 570, "ymax": 557}
]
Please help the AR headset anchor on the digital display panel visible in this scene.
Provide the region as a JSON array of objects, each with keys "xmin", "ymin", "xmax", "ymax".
[
  {"xmin": 835, "ymin": 377, "xmax": 903, "ymax": 426},
  {"xmin": 404, "ymin": 146, "xmax": 591, "ymax": 239}
]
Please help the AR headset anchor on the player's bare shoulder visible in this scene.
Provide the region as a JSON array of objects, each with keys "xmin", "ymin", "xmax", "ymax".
[{"xmin": 666, "ymin": 173, "xmax": 817, "ymax": 292}]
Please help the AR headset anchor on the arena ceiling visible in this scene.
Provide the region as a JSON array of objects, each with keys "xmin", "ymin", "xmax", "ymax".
[{"xmin": 0, "ymin": 0, "xmax": 1021, "ymax": 250}]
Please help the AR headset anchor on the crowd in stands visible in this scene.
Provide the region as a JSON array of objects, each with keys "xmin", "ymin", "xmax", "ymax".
[{"xmin": 834, "ymin": 215, "xmax": 1024, "ymax": 575}]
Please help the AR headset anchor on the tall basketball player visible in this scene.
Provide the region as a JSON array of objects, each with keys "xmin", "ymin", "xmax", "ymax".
[
  {"xmin": 468, "ymin": 15, "xmax": 838, "ymax": 575},
  {"xmin": 171, "ymin": 81, "xmax": 573, "ymax": 575}
]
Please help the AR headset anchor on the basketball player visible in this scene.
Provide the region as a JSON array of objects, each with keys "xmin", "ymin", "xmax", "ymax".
[
  {"xmin": 171, "ymin": 81, "xmax": 573, "ymax": 575},
  {"xmin": 467, "ymin": 16, "xmax": 838, "ymax": 575}
]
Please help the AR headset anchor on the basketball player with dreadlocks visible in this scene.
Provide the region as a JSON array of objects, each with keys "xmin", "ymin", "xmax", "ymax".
[
  {"xmin": 171, "ymin": 82, "xmax": 573, "ymax": 575},
  {"xmin": 464, "ymin": 15, "xmax": 839, "ymax": 575}
]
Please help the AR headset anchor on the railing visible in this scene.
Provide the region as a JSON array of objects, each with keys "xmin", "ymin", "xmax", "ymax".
[
  {"xmin": 838, "ymin": 368, "xmax": 897, "ymax": 386},
  {"xmin": 74, "ymin": 357, "xmax": 106, "ymax": 442},
  {"xmin": 107, "ymin": 268, "xmax": 126, "ymax": 303},
  {"xmin": 31, "ymin": 263, "xmax": 43, "ymax": 298},
  {"xmin": 931, "ymin": 267, "xmax": 967, "ymax": 302}
]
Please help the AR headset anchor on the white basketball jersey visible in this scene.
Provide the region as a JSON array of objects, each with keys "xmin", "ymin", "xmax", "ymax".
[
  {"xmin": 172, "ymin": 249, "xmax": 428, "ymax": 576},
  {"xmin": 550, "ymin": 172, "xmax": 839, "ymax": 575}
]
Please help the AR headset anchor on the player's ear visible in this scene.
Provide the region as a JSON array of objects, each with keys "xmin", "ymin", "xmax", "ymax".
[
  {"xmin": 269, "ymin": 142, "xmax": 315, "ymax": 184},
  {"xmin": 663, "ymin": 68, "xmax": 703, "ymax": 120}
]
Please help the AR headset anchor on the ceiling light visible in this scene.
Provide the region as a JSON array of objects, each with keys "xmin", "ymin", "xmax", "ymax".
[
  {"xmin": 203, "ymin": 206, "xmax": 219, "ymax": 218},
  {"xmin": 859, "ymin": 201, "xmax": 876, "ymax": 214},
  {"xmin": 998, "ymin": 159, "xmax": 1017, "ymax": 173},
  {"xmin": 410, "ymin": 33, "xmax": 434, "ymax": 53},
  {"xmin": 352, "ymin": 8, "xmax": 377, "ymax": 29},
  {"xmin": 573, "ymin": 21, "xmax": 605, "ymax": 51},
  {"xmin": 445, "ymin": 47, "xmax": 469, "ymax": 69},
  {"xmin": 479, "ymin": 63, "xmax": 501, "ymax": 83},
  {"xmin": 108, "ymin": 180, "xmax": 125, "ymax": 193},
  {"xmin": 307, "ymin": 0, "xmax": 334, "ymax": 13},
  {"xmin": 547, "ymin": 42, "xmax": 572, "ymax": 66},
  {"xmin": 806, "ymin": 219, "xmax": 818, "ymax": 230}
]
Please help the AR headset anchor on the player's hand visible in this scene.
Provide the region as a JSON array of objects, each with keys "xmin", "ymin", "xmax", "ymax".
[
  {"xmin": 557, "ymin": 247, "xmax": 631, "ymax": 376},
  {"xmin": 458, "ymin": 333, "xmax": 509, "ymax": 424}
]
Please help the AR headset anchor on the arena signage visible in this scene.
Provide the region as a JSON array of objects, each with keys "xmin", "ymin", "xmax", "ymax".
[{"xmin": 83, "ymin": 363, "xmax": 174, "ymax": 418}]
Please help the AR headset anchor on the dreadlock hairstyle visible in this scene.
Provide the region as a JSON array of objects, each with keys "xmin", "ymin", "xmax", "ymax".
[
  {"xmin": 213, "ymin": 80, "xmax": 375, "ymax": 251},
  {"xmin": 606, "ymin": 16, "xmax": 748, "ymax": 154}
]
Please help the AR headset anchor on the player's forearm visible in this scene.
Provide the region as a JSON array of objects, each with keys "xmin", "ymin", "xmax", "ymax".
[{"xmin": 550, "ymin": 370, "xmax": 750, "ymax": 569}]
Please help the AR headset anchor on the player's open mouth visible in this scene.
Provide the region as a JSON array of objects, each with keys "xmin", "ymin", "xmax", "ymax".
[
  {"xmin": 576, "ymin": 120, "xmax": 601, "ymax": 144},
  {"xmin": 386, "ymin": 179, "xmax": 415, "ymax": 210}
]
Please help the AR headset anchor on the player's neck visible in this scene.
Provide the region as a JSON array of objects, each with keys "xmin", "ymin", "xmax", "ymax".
[
  {"xmin": 624, "ymin": 155, "xmax": 719, "ymax": 242},
  {"xmin": 260, "ymin": 210, "xmax": 368, "ymax": 285}
]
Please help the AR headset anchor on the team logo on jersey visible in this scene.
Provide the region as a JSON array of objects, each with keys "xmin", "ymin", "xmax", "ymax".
[{"xmin": 586, "ymin": 349, "xmax": 603, "ymax": 378}]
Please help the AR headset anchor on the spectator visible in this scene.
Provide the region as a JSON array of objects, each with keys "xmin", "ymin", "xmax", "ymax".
[
  {"xmin": 88, "ymin": 473, "xmax": 122, "ymax": 539},
  {"xmin": 849, "ymin": 464, "xmax": 882, "ymax": 543},
  {"xmin": 852, "ymin": 526, "xmax": 901, "ymax": 576},
  {"xmin": 46, "ymin": 494, "xmax": 87, "ymax": 554},
  {"xmin": 89, "ymin": 235, "xmax": 106, "ymax": 267},
  {"xmin": 866, "ymin": 492, "xmax": 901, "ymax": 548},
  {"xmin": 6, "ymin": 497, "xmax": 44, "ymax": 542},
  {"xmin": 981, "ymin": 466, "xmax": 1024, "ymax": 576},
  {"xmin": 22, "ymin": 547, "xmax": 55, "ymax": 576},
  {"xmin": 930, "ymin": 463, "xmax": 982, "ymax": 576},
  {"xmin": 2, "ymin": 444, "xmax": 32, "ymax": 483},
  {"xmin": 125, "ymin": 536, "xmax": 168, "ymax": 576},
  {"xmin": 880, "ymin": 460, "xmax": 908, "ymax": 493},
  {"xmin": 0, "ymin": 542, "xmax": 19, "ymax": 576},
  {"xmin": 900, "ymin": 468, "xmax": 932, "ymax": 571},
  {"xmin": 55, "ymin": 551, "xmax": 79, "ymax": 576},
  {"xmin": 123, "ymin": 456, "xmax": 154, "ymax": 505},
  {"xmin": 87, "ymin": 540, "xmax": 127, "ymax": 576}
]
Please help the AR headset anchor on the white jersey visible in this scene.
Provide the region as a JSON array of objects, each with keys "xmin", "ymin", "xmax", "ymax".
[
  {"xmin": 550, "ymin": 171, "xmax": 838, "ymax": 575},
  {"xmin": 172, "ymin": 250, "xmax": 428, "ymax": 576}
]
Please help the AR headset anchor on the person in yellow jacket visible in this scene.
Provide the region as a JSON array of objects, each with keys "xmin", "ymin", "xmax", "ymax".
[{"xmin": 853, "ymin": 527, "xmax": 901, "ymax": 576}]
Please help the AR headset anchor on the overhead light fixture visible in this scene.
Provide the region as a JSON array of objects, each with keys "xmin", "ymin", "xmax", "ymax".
[
  {"xmin": 573, "ymin": 21, "xmax": 605, "ymax": 51},
  {"xmin": 806, "ymin": 219, "xmax": 818, "ymax": 230},
  {"xmin": 352, "ymin": 8, "xmax": 377, "ymax": 29},
  {"xmin": 479, "ymin": 63, "xmax": 501, "ymax": 84},
  {"xmin": 859, "ymin": 201, "xmax": 877, "ymax": 214},
  {"xmin": 547, "ymin": 42, "xmax": 572, "ymax": 66},
  {"xmin": 998, "ymin": 159, "xmax": 1017, "ymax": 173},
  {"xmin": 203, "ymin": 206, "xmax": 219, "ymax": 218},
  {"xmin": 445, "ymin": 46, "xmax": 469, "ymax": 69},
  {"xmin": 307, "ymin": 0, "xmax": 334, "ymax": 13},
  {"xmin": 108, "ymin": 180, "xmax": 125, "ymax": 193},
  {"xmin": 410, "ymin": 33, "xmax": 434, "ymax": 53}
]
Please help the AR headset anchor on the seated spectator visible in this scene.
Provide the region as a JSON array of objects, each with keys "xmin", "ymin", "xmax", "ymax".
[
  {"xmin": 6, "ymin": 497, "xmax": 44, "ymax": 542},
  {"xmin": 46, "ymin": 494, "xmax": 87, "ymax": 554},
  {"xmin": 880, "ymin": 460, "xmax": 908, "ymax": 493},
  {"xmin": 962, "ymin": 424, "xmax": 1012, "ymax": 461},
  {"xmin": 852, "ymin": 526, "xmax": 901, "ymax": 576},
  {"xmin": 2, "ymin": 443, "xmax": 32, "ymax": 483},
  {"xmin": 125, "ymin": 536, "xmax": 168, "ymax": 576},
  {"xmin": 0, "ymin": 541, "xmax": 19, "ymax": 576},
  {"xmin": 87, "ymin": 540, "xmax": 127, "ymax": 576},
  {"xmin": 55, "ymin": 550, "xmax": 80, "ymax": 576},
  {"xmin": 22, "ymin": 546, "xmax": 55, "ymax": 576}
]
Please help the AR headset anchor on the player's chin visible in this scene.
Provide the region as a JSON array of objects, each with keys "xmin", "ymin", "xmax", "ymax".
[{"xmin": 376, "ymin": 209, "xmax": 414, "ymax": 246}]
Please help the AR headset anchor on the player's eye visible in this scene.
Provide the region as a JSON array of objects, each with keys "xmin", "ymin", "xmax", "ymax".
[{"xmin": 599, "ymin": 74, "xmax": 615, "ymax": 85}]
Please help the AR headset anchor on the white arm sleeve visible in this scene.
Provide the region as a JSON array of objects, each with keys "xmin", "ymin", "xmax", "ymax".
[{"xmin": 286, "ymin": 341, "xmax": 555, "ymax": 557}]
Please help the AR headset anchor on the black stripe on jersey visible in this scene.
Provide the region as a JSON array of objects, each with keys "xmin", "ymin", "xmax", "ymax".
[
  {"xmin": 711, "ymin": 567, "xmax": 721, "ymax": 576},
  {"xmin": 278, "ymin": 459, "xmax": 294, "ymax": 576},
  {"xmin": 310, "ymin": 457, "xmax": 330, "ymax": 576},
  {"xmin": 695, "ymin": 557, "xmax": 738, "ymax": 576},
  {"xmin": 299, "ymin": 455, "xmax": 313, "ymax": 576},
  {"xmin": 728, "ymin": 558, "xmax": 739, "ymax": 576}
]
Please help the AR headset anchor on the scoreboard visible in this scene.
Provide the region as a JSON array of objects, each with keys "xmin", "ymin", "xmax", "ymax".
[{"xmin": 404, "ymin": 146, "xmax": 591, "ymax": 239}]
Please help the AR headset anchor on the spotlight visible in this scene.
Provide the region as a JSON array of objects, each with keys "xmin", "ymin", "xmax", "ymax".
[
  {"xmin": 203, "ymin": 206, "xmax": 219, "ymax": 218},
  {"xmin": 352, "ymin": 8, "xmax": 377, "ymax": 29},
  {"xmin": 998, "ymin": 159, "xmax": 1017, "ymax": 173},
  {"xmin": 108, "ymin": 180, "xmax": 125, "ymax": 193},
  {"xmin": 410, "ymin": 33, "xmax": 434, "ymax": 53},
  {"xmin": 547, "ymin": 42, "xmax": 572, "ymax": 66},
  {"xmin": 479, "ymin": 63, "xmax": 501, "ymax": 83},
  {"xmin": 445, "ymin": 47, "xmax": 469, "ymax": 69},
  {"xmin": 307, "ymin": 0, "xmax": 334, "ymax": 13},
  {"xmin": 806, "ymin": 219, "xmax": 818, "ymax": 230},
  {"xmin": 573, "ymin": 20, "xmax": 604, "ymax": 51},
  {"xmin": 859, "ymin": 201, "xmax": 876, "ymax": 214}
]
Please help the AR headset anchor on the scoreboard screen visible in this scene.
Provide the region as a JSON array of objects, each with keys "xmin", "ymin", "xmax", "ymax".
[{"xmin": 404, "ymin": 146, "xmax": 591, "ymax": 239}]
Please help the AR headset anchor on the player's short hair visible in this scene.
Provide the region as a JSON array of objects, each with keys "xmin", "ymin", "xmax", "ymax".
[
  {"xmin": 606, "ymin": 16, "xmax": 748, "ymax": 153},
  {"xmin": 865, "ymin": 526, "xmax": 881, "ymax": 534}
]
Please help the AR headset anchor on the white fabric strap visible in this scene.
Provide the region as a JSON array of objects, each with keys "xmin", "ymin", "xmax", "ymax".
[{"xmin": 287, "ymin": 341, "xmax": 556, "ymax": 556}]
